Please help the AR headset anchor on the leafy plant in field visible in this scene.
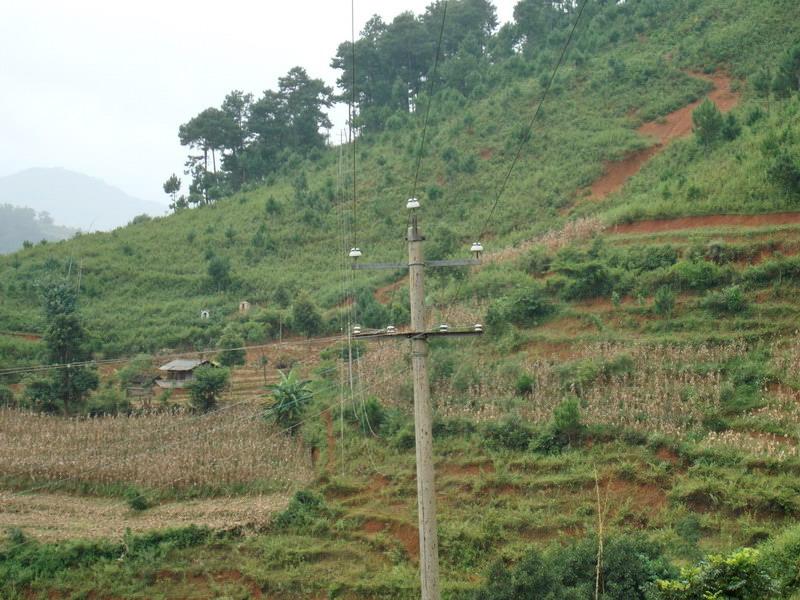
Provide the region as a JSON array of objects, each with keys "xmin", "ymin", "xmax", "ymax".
[
  {"xmin": 654, "ymin": 285, "xmax": 676, "ymax": 317},
  {"xmin": 188, "ymin": 365, "xmax": 230, "ymax": 412},
  {"xmin": 654, "ymin": 548, "xmax": 776, "ymax": 599},
  {"xmin": 216, "ymin": 329, "xmax": 246, "ymax": 366},
  {"xmin": 692, "ymin": 98, "xmax": 724, "ymax": 147},
  {"xmin": 472, "ymin": 534, "xmax": 672, "ymax": 600},
  {"xmin": 266, "ymin": 370, "xmax": 313, "ymax": 434}
]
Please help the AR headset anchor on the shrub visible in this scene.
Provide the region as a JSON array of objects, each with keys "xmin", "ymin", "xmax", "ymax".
[
  {"xmin": 532, "ymin": 397, "xmax": 585, "ymax": 453},
  {"xmin": 0, "ymin": 384, "xmax": 14, "ymax": 407},
  {"xmin": 762, "ymin": 127, "xmax": 800, "ymax": 196},
  {"xmin": 515, "ymin": 373, "xmax": 535, "ymax": 397},
  {"xmin": 187, "ymin": 365, "xmax": 230, "ymax": 412},
  {"xmin": 654, "ymin": 548, "xmax": 776, "ymax": 599},
  {"xmin": 692, "ymin": 98, "xmax": 724, "ymax": 146},
  {"xmin": 266, "ymin": 370, "xmax": 313, "ymax": 434},
  {"xmin": 125, "ymin": 488, "xmax": 151, "ymax": 512},
  {"xmin": 480, "ymin": 417, "xmax": 535, "ymax": 451},
  {"xmin": 351, "ymin": 396, "xmax": 385, "ymax": 434},
  {"xmin": 701, "ymin": 285, "xmax": 748, "ymax": 314},
  {"xmin": 472, "ymin": 534, "xmax": 672, "ymax": 600},
  {"xmin": 523, "ymin": 245, "xmax": 552, "ymax": 275},
  {"xmin": 556, "ymin": 359, "xmax": 601, "ymax": 394},
  {"xmin": 272, "ymin": 490, "xmax": 333, "ymax": 534},
  {"xmin": 654, "ymin": 285, "xmax": 676, "ymax": 317},
  {"xmin": 760, "ymin": 523, "xmax": 800, "ymax": 595},
  {"xmin": 216, "ymin": 330, "xmax": 246, "ymax": 366},
  {"xmin": 559, "ymin": 261, "xmax": 616, "ymax": 300}
]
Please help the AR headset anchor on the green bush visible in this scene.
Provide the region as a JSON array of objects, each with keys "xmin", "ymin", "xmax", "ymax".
[
  {"xmin": 272, "ymin": 490, "xmax": 334, "ymax": 534},
  {"xmin": 187, "ymin": 365, "xmax": 230, "ymax": 413},
  {"xmin": 0, "ymin": 384, "xmax": 14, "ymax": 407},
  {"xmin": 480, "ymin": 417, "xmax": 535, "ymax": 451},
  {"xmin": 486, "ymin": 283, "xmax": 555, "ymax": 331},
  {"xmin": 654, "ymin": 548, "xmax": 776, "ymax": 599},
  {"xmin": 654, "ymin": 285, "xmax": 676, "ymax": 317},
  {"xmin": 556, "ymin": 359, "xmax": 601, "ymax": 394},
  {"xmin": 531, "ymin": 397, "xmax": 586, "ymax": 453},
  {"xmin": 216, "ymin": 329, "xmax": 246, "ymax": 366},
  {"xmin": 693, "ymin": 98, "xmax": 724, "ymax": 146},
  {"xmin": 515, "ymin": 373, "xmax": 535, "ymax": 397},
  {"xmin": 559, "ymin": 261, "xmax": 616, "ymax": 301},
  {"xmin": 351, "ymin": 396, "xmax": 385, "ymax": 434},
  {"xmin": 759, "ymin": 523, "xmax": 800, "ymax": 595},
  {"xmin": 701, "ymin": 285, "xmax": 748, "ymax": 314},
  {"xmin": 125, "ymin": 488, "xmax": 151, "ymax": 512},
  {"xmin": 472, "ymin": 534, "xmax": 672, "ymax": 600}
]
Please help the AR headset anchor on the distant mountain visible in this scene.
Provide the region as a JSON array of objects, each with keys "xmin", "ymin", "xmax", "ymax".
[
  {"xmin": 0, "ymin": 168, "xmax": 166, "ymax": 231},
  {"xmin": 0, "ymin": 204, "xmax": 77, "ymax": 254}
]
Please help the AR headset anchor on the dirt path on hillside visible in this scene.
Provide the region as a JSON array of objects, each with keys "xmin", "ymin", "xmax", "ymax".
[
  {"xmin": 588, "ymin": 72, "xmax": 739, "ymax": 200},
  {"xmin": 610, "ymin": 212, "xmax": 800, "ymax": 235},
  {"xmin": 0, "ymin": 491, "xmax": 290, "ymax": 543}
]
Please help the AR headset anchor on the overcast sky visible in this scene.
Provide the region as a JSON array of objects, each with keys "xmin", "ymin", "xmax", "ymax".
[{"xmin": 1, "ymin": 0, "xmax": 517, "ymax": 207}]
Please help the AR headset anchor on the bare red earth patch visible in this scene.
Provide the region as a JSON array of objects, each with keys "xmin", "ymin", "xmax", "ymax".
[
  {"xmin": 588, "ymin": 72, "xmax": 739, "ymax": 201},
  {"xmin": 610, "ymin": 213, "xmax": 800, "ymax": 236},
  {"xmin": 362, "ymin": 519, "xmax": 419, "ymax": 558}
]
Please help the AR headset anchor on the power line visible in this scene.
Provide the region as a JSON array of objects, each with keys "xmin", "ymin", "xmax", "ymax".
[
  {"xmin": 441, "ymin": 0, "xmax": 590, "ymax": 325},
  {"xmin": 0, "ymin": 334, "xmax": 351, "ymax": 377},
  {"xmin": 410, "ymin": 0, "xmax": 449, "ymax": 201},
  {"xmin": 350, "ymin": 0, "xmax": 358, "ymax": 249},
  {"xmin": 479, "ymin": 0, "xmax": 590, "ymax": 240}
]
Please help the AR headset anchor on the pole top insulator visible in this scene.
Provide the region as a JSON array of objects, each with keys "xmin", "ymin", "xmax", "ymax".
[
  {"xmin": 353, "ymin": 325, "xmax": 362, "ymax": 335},
  {"xmin": 439, "ymin": 324, "xmax": 449, "ymax": 333},
  {"xmin": 474, "ymin": 323, "xmax": 483, "ymax": 332},
  {"xmin": 406, "ymin": 197, "xmax": 420, "ymax": 210},
  {"xmin": 349, "ymin": 247, "xmax": 362, "ymax": 259},
  {"xmin": 386, "ymin": 325, "xmax": 397, "ymax": 334},
  {"xmin": 470, "ymin": 241, "xmax": 484, "ymax": 254}
]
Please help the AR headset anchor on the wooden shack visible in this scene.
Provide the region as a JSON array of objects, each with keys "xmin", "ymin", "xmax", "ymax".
[{"xmin": 155, "ymin": 359, "xmax": 210, "ymax": 388}]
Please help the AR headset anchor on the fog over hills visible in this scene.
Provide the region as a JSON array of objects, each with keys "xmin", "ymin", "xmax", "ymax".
[{"xmin": 0, "ymin": 168, "xmax": 167, "ymax": 231}]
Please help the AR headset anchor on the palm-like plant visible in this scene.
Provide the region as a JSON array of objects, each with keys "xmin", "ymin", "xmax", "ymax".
[{"xmin": 265, "ymin": 370, "xmax": 313, "ymax": 434}]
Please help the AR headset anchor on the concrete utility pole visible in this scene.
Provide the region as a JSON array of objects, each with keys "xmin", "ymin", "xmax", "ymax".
[
  {"xmin": 350, "ymin": 198, "xmax": 483, "ymax": 600},
  {"xmin": 407, "ymin": 211, "xmax": 440, "ymax": 600}
]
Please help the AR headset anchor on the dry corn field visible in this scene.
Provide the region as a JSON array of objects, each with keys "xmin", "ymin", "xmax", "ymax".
[{"xmin": 0, "ymin": 405, "xmax": 313, "ymax": 493}]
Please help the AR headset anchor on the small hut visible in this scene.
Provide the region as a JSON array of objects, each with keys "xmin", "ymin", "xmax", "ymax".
[
  {"xmin": 156, "ymin": 359, "xmax": 210, "ymax": 388},
  {"xmin": 239, "ymin": 300, "xmax": 251, "ymax": 314}
]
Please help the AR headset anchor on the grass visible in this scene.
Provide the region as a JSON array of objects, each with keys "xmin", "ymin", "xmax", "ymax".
[{"xmin": 2, "ymin": 0, "xmax": 800, "ymax": 597}]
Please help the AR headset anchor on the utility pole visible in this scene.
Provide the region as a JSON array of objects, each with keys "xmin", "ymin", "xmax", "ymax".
[{"xmin": 350, "ymin": 198, "xmax": 483, "ymax": 600}]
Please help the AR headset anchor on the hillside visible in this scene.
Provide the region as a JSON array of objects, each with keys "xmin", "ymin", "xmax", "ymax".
[
  {"xmin": 0, "ymin": 168, "xmax": 166, "ymax": 231},
  {"xmin": 3, "ymin": 0, "xmax": 800, "ymax": 598}
]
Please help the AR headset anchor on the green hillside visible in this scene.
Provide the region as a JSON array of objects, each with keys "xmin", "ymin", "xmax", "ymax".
[{"xmin": 3, "ymin": 0, "xmax": 800, "ymax": 598}]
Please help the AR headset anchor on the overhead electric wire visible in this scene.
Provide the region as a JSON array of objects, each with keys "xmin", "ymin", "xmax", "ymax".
[
  {"xmin": 350, "ymin": 0, "xmax": 358, "ymax": 250},
  {"xmin": 441, "ymin": 0, "xmax": 590, "ymax": 325},
  {"xmin": 0, "ymin": 333, "xmax": 357, "ymax": 377},
  {"xmin": 410, "ymin": 0, "xmax": 449, "ymax": 202},
  {"xmin": 386, "ymin": 0, "xmax": 450, "ymax": 314},
  {"xmin": 478, "ymin": 0, "xmax": 590, "ymax": 240}
]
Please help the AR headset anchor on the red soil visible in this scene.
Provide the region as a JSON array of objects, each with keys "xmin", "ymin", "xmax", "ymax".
[
  {"xmin": 213, "ymin": 570, "xmax": 264, "ymax": 598},
  {"xmin": 362, "ymin": 519, "xmax": 419, "ymax": 558},
  {"xmin": 610, "ymin": 212, "xmax": 800, "ymax": 236},
  {"xmin": 588, "ymin": 72, "xmax": 739, "ymax": 201},
  {"xmin": 440, "ymin": 462, "xmax": 495, "ymax": 477}
]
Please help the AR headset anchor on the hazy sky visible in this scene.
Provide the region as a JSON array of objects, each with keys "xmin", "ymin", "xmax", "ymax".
[{"xmin": 1, "ymin": 1, "xmax": 516, "ymax": 207}]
